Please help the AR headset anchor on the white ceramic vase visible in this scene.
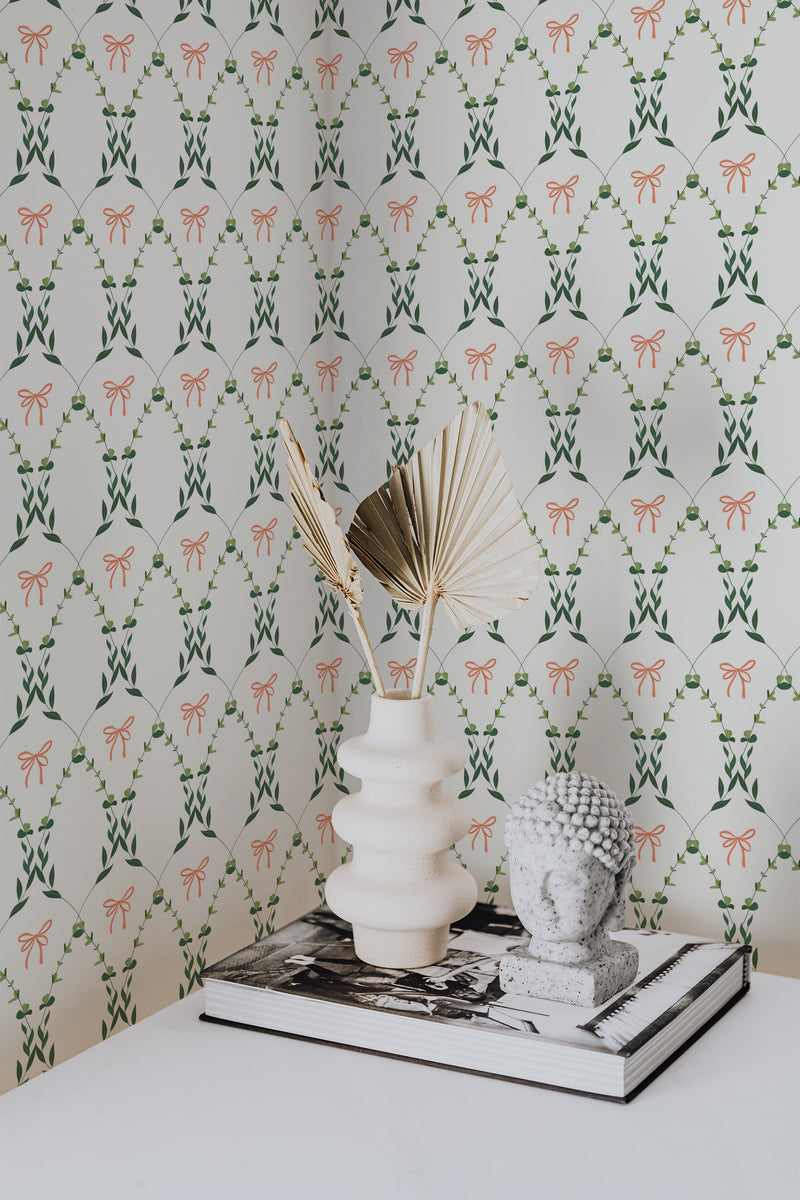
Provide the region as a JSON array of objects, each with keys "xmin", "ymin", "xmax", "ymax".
[{"xmin": 325, "ymin": 690, "xmax": 478, "ymax": 969}]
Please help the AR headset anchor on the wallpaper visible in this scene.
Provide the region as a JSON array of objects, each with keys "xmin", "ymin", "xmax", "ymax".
[{"xmin": 1, "ymin": 0, "xmax": 798, "ymax": 1092}]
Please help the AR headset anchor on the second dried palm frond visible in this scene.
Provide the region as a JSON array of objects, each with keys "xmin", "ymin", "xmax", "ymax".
[{"xmin": 348, "ymin": 402, "xmax": 539, "ymax": 697}]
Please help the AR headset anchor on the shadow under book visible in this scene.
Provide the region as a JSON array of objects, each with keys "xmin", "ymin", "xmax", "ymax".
[{"xmin": 200, "ymin": 905, "xmax": 751, "ymax": 1103}]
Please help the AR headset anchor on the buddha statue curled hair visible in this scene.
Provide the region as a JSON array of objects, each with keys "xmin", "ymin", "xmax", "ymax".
[{"xmin": 505, "ymin": 770, "xmax": 635, "ymax": 878}]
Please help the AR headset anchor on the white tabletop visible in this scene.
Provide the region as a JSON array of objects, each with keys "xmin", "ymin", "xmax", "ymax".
[{"xmin": 1, "ymin": 974, "xmax": 797, "ymax": 1200}]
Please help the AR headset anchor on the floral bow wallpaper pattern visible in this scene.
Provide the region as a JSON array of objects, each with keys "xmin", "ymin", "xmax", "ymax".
[{"xmin": 1, "ymin": 0, "xmax": 799, "ymax": 1093}]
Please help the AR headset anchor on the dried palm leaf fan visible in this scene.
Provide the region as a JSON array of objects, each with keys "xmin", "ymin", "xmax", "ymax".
[
  {"xmin": 348, "ymin": 401, "xmax": 540, "ymax": 699},
  {"xmin": 280, "ymin": 419, "xmax": 386, "ymax": 697}
]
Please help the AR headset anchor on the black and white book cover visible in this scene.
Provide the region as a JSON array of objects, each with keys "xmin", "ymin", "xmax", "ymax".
[{"xmin": 201, "ymin": 905, "xmax": 750, "ymax": 1064}]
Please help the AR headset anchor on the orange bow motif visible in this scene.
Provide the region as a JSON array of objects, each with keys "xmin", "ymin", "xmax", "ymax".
[
  {"xmin": 720, "ymin": 152, "xmax": 755, "ymax": 194},
  {"xmin": 388, "ymin": 658, "xmax": 417, "ymax": 689},
  {"xmin": 103, "ymin": 885, "xmax": 134, "ymax": 933},
  {"xmin": 631, "ymin": 0, "xmax": 664, "ymax": 38},
  {"xmin": 720, "ymin": 828, "xmax": 755, "ymax": 867},
  {"xmin": 546, "ymin": 14, "xmax": 579, "ymax": 52},
  {"xmin": 181, "ymin": 205, "xmax": 209, "ymax": 244},
  {"xmin": 317, "ymin": 658, "xmax": 342, "ymax": 693},
  {"xmin": 181, "ymin": 42, "xmax": 209, "ymax": 79},
  {"xmin": 316, "ymin": 53, "xmax": 342, "ymax": 88},
  {"xmin": 103, "ymin": 545, "xmax": 134, "ymax": 588},
  {"xmin": 546, "ymin": 175, "xmax": 579, "ymax": 214},
  {"xmin": 103, "ymin": 33, "xmax": 135, "ymax": 72},
  {"xmin": 18, "ymin": 204, "xmax": 52, "ymax": 245},
  {"xmin": 181, "ymin": 693, "xmax": 210, "ymax": 735},
  {"xmin": 465, "ymin": 28, "xmax": 496, "ymax": 66},
  {"xmin": 630, "ymin": 659, "xmax": 665, "ymax": 696},
  {"xmin": 251, "ymin": 674, "xmax": 278, "ymax": 713},
  {"xmin": 719, "ymin": 491, "xmax": 755, "ymax": 531},
  {"xmin": 316, "ymin": 813, "xmax": 335, "ymax": 844},
  {"xmin": 252, "ymin": 49, "xmax": 277, "ymax": 84},
  {"xmin": 723, "ymin": 0, "xmax": 750, "ymax": 24},
  {"xmin": 388, "ymin": 41, "xmax": 417, "ymax": 78},
  {"xmin": 720, "ymin": 321, "xmax": 755, "ymax": 362},
  {"xmin": 719, "ymin": 660, "xmax": 755, "ymax": 698},
  {"xmin": 104, "ymin": 375, "xmax": 135, "ymax": 416},
  {"xmin": 181, "ymin": 367, "xmax": 209, "ymax": 407},
  {"xmin": 18, "ymin": 919, "xmax": 53, "ymax": 968},
  {"xmin": 252, "ymin": 206, "xmax": 277, "ymax": 241},
  {"xmin": 251, "ymin": 517, "xmax": 278, "ymax": 556},
  {"xmin": 466, "ymin": 659, "xmax": 497, "ymax": 694},
  {"xmin": 181, "ymin": 856, "xmax": 209, "ymax": 900},
  {"xmin": 546, "ymin": 497, "xmax": 579, "ymax": 535},
  {"xmin": 631, "ymin": 494, "xmax": 665, "ymax": 532},
  {"xmin": 465, "ymin": 185, "xmax": 496, "ymax": 224},
  {"xmin": 18, "ymin": 740, "xmax": 52, "ymax": 787},
  {"xmin": 252, "ymin": 830, "xmax": 277, "ymax": 870},
  {"xmin": 103, "ymin": 714, "xmax": 135, "ymax": 760},
  {"xmin": 631, "ymin": 330, "xmax": 665, "ymax": 368},
  {"xmin": 317, "ymin": 205, "xmax": 342, "ymax": 240},
  {"xmin": 18, "ymin": 24, "xmax": 52, "ymax": 65},
  {"xmin": 251, "ymin": 363, "xmax": 277, "ymax": 400},
  {"xmin": 18, "ymin": 382, "xmax": 52, "ymax": 426},
  {"xmin": 317, "ymin": 356, "xmax": 343, "ymax": 392},
  {"xmin": 546, "ymin": 658, "xmax": 579, "ymax": 695},
  {"xmin": 387, "ymin": 196, "xmax": 417, "ymax": 232},
  {"xmin": 18, "ymin": 561, "xmax": 52, "ymax": 607},
  {"xmin": 388, "ymin": 349, "xmax": 417, "ymax": 386},
  {"xmin": 104, "ymin": 204, "xmax": 135, "ymax": 245},
  {"xmin": 465, "ymin": 344, "xmax": 496, "ymax": 381},
  {"xmin": 181, "ymin": 530, "xmax": 209, "ymax": 571},
  {"xmin": 469, "ymin": 815, "xmax": 497, "ymax": 852},
  {"xmin": 546, "ymin": 335, "xmax": 579, "ymax": 374},
  {"xmin": 631, "ymin": 163, "xmax": 665, "ymax": 204},
  {"xmin": 634, "ymin": 824, "xmax": 665, "ymax": 861}
]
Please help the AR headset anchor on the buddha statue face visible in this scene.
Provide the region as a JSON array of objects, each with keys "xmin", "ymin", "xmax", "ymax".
[
  {"xmin": 510, "ymin": 839, "xmax": 618, "ymax": 947},
  {"xmin": 505, "ymin": 771, "xmax": 635, "ymax": 965}
]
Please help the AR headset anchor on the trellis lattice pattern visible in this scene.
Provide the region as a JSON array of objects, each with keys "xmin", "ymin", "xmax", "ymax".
[{"xmin": 1, "ymin": 0, "xmax": 798, "ymax": 1092}]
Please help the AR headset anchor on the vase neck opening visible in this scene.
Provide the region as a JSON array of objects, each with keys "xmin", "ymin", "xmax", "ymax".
[{"xmin": 368, "ymin": 690, "xmax": 433, "ymax": 740}]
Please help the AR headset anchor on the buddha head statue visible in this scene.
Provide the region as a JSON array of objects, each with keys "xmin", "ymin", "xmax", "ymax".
[{"xmin": 505, "ymin": 771, "xmax": 636, "ymax": 965}]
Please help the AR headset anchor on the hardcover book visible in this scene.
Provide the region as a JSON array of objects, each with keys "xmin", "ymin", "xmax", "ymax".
[{"xmin": 200, "ymin": 905, "xmax": 751, "ymax": 1103}]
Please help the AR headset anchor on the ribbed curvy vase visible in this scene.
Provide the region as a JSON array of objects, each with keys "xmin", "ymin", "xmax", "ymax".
[{"xmin": 325, "ymin": 690, "xmax": 478, "ymax": 969}]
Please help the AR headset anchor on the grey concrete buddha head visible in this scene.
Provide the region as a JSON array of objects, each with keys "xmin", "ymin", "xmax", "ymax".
[{"xmin": 505, "ymin": 771, "xmax": 636, "ymax": 966}]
